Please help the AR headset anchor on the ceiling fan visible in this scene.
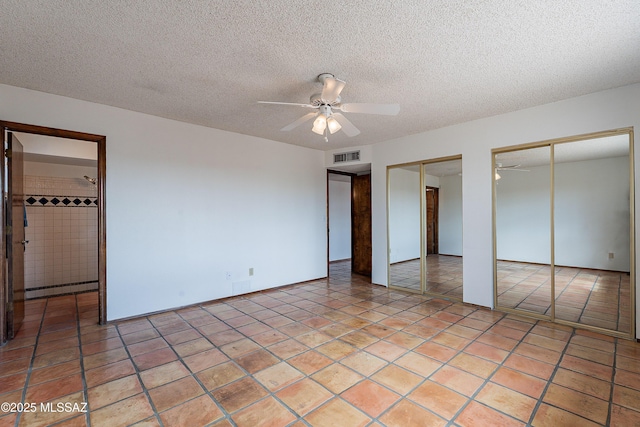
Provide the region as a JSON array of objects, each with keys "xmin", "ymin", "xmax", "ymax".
[
  {"xmin": 495, "ymin": 163, "xmax": 529, "ymax": 180},
  {"xmin": 258, "ymin": 73, "xmax": 400, "ymax": 141}
]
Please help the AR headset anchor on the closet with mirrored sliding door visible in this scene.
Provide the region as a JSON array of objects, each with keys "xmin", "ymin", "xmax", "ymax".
[
  {"xmin": 387, "ymin": 156, "xmax": 463, "ymax": 301},
  {"xmin": 493, "ymin": 128, "xmax": 635, "ymax": 338}
]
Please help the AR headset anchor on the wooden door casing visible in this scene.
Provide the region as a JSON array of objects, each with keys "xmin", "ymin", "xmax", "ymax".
[
  {"xmin": 0, "ymin": 121, "xmax": 107, "ymax": 346},
  {"xmin": 6, "ymin": 133, "xmax": 25, "ymax": 339},
  {"xmin": 352, "ymin": 174, "xmax": 372, "ymax": 276},
  {"xmin": 426, "ymin": 187, "xmax": 438, "ymax": 255}
]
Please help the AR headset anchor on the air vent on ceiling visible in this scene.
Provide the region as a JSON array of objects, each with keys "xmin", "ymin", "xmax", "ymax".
[{"xmin": 334, "ymin": 151, "xmax": 360, "ymax": 163}]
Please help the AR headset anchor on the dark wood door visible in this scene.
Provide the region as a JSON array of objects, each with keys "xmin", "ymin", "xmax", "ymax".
[
  {"xmin": 6, "ymin": 133, "xmax": 25, "ymax": 339},
  {"xmin": 426, "ymin": 187, "xmax": 439, "ymax": 255},
  {"xmin": 352, "ymin": 174, "xmax": 371, "ymax": 276}
]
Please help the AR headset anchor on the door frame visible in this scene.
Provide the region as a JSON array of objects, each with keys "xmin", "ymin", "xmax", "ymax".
[
  {"xmin": 351, "ymin": 173, "xmax": 372, "ymax": 276},
  {"xmin": 6, "ymin": 133, "xmax": 26, "ymax": 339},
  {"xmin": 0, "ymin": 121, "xmax": 106, "ymax": 344}
]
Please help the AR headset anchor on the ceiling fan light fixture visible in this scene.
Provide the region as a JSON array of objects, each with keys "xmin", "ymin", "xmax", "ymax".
[
  {"xmin": 326, "ymin": 116, "xmax": 341, "ymax": 134},
  {"xmin": 312, "ymin": 114, "xmax": 327, "ymax": 134},
  {"xmin": 260, "ymin": 74, "xmax": 397, "ymax": 139}
]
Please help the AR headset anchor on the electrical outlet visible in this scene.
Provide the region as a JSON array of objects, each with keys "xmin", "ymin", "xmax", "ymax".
[
  {"xmin": 249, "ymin": 268, "xmax": 254, "ymax": 276},
  {"xmin": 226, "ymin": 272, "xmax": 232, "ymax": 280},
  {"xmin": 609, "ymin": 252, "xmax": 614, "ymax": 259}
]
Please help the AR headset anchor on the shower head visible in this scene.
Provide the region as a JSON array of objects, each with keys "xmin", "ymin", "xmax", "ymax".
[{"xmin": 84, "ymin": 175, "xmax": 97, "ymax": 185}]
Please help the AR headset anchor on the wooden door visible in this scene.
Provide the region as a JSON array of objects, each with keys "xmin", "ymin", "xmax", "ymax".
[
  {"xmin": 426, "ymin": 187, "xmax": 438, "ymax": 255},
  {"xmin": 351, "ymin": 174, "xmax": 371, "ymax": 276},
  {"xmin": 6, "ymin": 133, "xmax": 25, "ymax": 339}
]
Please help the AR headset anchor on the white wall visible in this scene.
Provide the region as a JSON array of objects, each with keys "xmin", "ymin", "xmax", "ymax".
[
  {"xmin": 328, "ymin": 179, "xmax": 351, "ymax": 261},
  {"xmin": 496, "ymin": 164, "xmax": 551, "ymax": 264},
  {"xmin": 388, "ymin": 167, "xmax": 421, "ymax": 263},
  {"xmin": 388, "ymin": 170, "xmax": 463, "ymax": 259},
  {"xmin": 438, "ymin": 174, "xmax": 463, "ymax": 256},
  {"xmin": 424, "ymin": 173, "xmax": 440, "ymax": 188},
  {"xmin": 371, "ymin": 83, "xmax": 640, "ymax": 336},
  {"xmin": 556, "ymin": 157, "xmax": 629, "ymax": 270},
  {"xmin": 496, "ymin": 157, "xmax": 630, "ymax": 270},
  {"xmin": 1, "ymin": 84, "xmax": 327, "ymax": 321}
]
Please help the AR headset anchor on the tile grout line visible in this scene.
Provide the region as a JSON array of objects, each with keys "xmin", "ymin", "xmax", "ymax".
[
  {"xmin": 434, "ymin": 310, "xmax": 528, "ymax": 427},
  {"xmin": 203, "ymin": 285, "xmax": 418, "ymax": 424},
  {"xmin": 75, "ymin": 293, "xmax": 91, "ymax": 427},
  {"xmin": 219, "ymin": 283, "xmax": 609, "ymax": 426},
  {"xmin": 298, "ymin": 293, "xmax": 478, "ymax": 425},
  {"xmin": 550, "ymin": 270, "xmax": 575, "ymax": 319},
  {"xmin": 208, "ymin": 292, "xmax": 372, "ymax": 425},
  {"xmin": 575, "ymin": 273, "xmax": 599, "ymax": 327},
  {"xmin": 14, "ymin": 297, "xmax": 49, "ymax": 427},
  {"xmin": 606, "ymin": 336, "xmax": 618, "ymax": 426},
  {"xmin": 349, "ymin": 300, "xmax": 486, "ymax": 426},
  {"xmin": 114, "ymin": 317, "xmax": 166, "ymax": 426},
  {"xmin": 502, "ymin": 262, "xmax": 550, "ymax": 313},
  {"xmin": 159, "ymin": 296, "xmax": 327, "ymax": 424},
  {"xmin": 173, "ymin": 307, "xmax": 249, "ymax": 426},
  {"xmin": 525, "ymin": 323, "xmax": 576, "ymax": 426}
]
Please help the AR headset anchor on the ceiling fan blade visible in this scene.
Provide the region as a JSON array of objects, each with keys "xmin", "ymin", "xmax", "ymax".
[
  {"xmin": 258, "ymin": 101, "xmax": 315, "ymax": 108},
  {"xmin": 332, "ymin": 113, "xmax": 360, "ymax": 137},
  {"xmin": 321, "ymin": 77, "xmax": 346, "ymax": 103},
  {"xmin": 280, "ymin": 112, "xmax": 317, "ymax": 131},
  {"xmin": 339, "ymin": 103, "xmax": 400, "ymax": 115}
]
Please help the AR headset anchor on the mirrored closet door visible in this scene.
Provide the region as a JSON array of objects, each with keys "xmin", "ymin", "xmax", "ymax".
[
  {"xmin": 388, "ymin": 164, "xmax": 422, "ymax": 292},
  {"xmin": 553, "ymin": 135, "xmax": 632, "ymax": 334},
  {"xmin": 494, "ymin": 146, "xmax": 552, "ymax": 316},
  {"xmin": 423, "ymin": 159, "xmax": 463, "ymax": 299},
  {"xmin": 388, "ymin": 156, "xmax": 463, "ymax": 300},
  {"xmin": 493, "ymin": 129, "xmax": 635, "ymax": 338}
]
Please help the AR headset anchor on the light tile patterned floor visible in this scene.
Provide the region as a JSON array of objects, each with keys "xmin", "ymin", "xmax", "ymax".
[{"xmin": 1, "ymin": 260, "xmax": 640, "ymax": 426}]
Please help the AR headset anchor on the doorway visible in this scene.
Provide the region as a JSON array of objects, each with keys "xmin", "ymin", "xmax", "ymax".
[
  {"xmin": 0, "ymin": 121, "xmax": 106, "ymax": 345},
  {"xmin": 327, "ymin": 170, "xmax": 372, "ymax": 278}
]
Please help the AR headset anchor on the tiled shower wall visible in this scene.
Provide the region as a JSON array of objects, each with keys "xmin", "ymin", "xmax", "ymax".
[{"xmin": 24, "ymin": 175, "xmax": 98, "ymax": 299}]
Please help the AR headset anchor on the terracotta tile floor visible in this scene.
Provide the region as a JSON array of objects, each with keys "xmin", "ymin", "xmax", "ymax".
[
  {"xmin": 390, "ymin": 255, "xmax": 463, "ymax": 299},
  {"xmin": 497, "ymin": 261, "xmax": 630, "ymax": 333},
  {"xmin": 391, "ymin": 256, "xmax": 630, "ymax": 333},
  {"xmin": 1, "ymin": 260, "xmax": 640, "ymax": 426}
]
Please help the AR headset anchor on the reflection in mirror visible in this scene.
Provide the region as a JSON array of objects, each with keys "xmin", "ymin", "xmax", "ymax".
[
  {"xmin": 423, "ymin": 159, "xmax": 463, "ymax": 299},
  {"xmin": 495, "ymin": 146, "xmax": 551, "ymax": 315},
  {"xmin": 554, "ymin": 135, "xmax": 631, "ymax": 333},
  {"xmin": 388, "ymin": 165, "xmax": 421, "ymax": 291}
]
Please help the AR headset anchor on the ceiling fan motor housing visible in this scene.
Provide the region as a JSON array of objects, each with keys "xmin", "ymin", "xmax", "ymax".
[
  {"xmin": 310, "ymin": 93, "xmax": 340, "ymax": 106},
  {"xmin": 317, "ymin": 73, "xmax": 335, "ymax": 83},
  {"xmin": 319, "ymin": 104, "xmax": 332, "ymax": 117}
]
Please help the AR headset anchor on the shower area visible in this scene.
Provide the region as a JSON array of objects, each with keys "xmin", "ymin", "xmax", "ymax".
[{"xmin": 21, "ymin": 133, "xmax": 98, "ymax": 299}]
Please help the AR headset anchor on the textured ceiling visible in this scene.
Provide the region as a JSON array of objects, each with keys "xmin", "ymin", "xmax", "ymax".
[{"xmin": 1, "ymin": 1, "xmax": 639, "ymax": 151}]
